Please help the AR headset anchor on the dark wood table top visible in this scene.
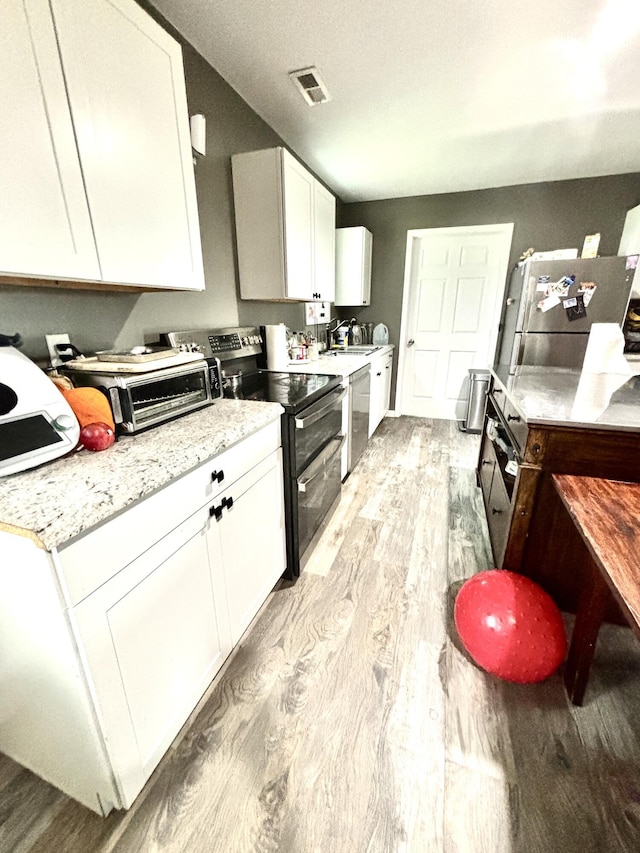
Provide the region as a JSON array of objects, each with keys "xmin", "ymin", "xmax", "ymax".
[{"xmin": 552, "ymin": 474, "xmax": 640, "ymax": 636}]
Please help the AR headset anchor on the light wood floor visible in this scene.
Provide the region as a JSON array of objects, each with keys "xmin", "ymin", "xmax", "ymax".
[{"xmin": 2, "ymin": 417, "xmax": 640, "ymax": 852}]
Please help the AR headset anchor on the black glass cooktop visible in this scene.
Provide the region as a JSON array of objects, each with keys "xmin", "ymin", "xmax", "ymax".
[{"xmin": 223, "ymin": 370, "xmax": 341, "ymax": 414}]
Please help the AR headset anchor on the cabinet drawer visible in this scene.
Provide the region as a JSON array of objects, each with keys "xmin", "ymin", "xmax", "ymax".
[
  {"xmin": 57, "ymin": 419, "xmax": 281, "ymax": 606},
  {"xmin": 491, "ymin": 387, "xmax": 527, "ymax": 454}
]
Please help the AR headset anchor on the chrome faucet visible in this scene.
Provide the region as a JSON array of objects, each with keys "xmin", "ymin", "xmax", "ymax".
[{"xmin": 325, "ymin": 318, "xmax": 350, "ymax": 349}]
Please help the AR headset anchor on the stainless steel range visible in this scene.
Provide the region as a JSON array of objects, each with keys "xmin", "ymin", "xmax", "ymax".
[{"xmin": 159, "ymin": 326, "xmax": 345, "ymax": 580}]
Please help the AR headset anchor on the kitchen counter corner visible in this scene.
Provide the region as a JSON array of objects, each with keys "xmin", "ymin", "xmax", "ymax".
[
  {"xmin": 0, "ymin": 400, "xmax": 283, "ymax": 551},
  {"xmin": 491, "ymin": 365, "xmax": 640, "ymax": 432}
]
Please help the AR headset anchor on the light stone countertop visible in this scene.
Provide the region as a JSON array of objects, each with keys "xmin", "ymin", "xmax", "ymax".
[
  {"xmin": 276, "ymin": 345, "xmax": 394, "ymax": 378},
  {"xmin": 492, "ymin": 365, "xmax": 640, "ymax": 432},
  {"xmin": 0, "ymin": 399, "xmax": 283, "ymax": 551}
]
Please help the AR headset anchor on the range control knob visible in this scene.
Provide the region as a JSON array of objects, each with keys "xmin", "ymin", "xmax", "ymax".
[{"xmin": 53, "ymin": 413, "xmax": 76, "ymax": 431}]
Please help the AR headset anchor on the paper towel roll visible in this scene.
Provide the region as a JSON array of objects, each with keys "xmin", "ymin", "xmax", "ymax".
[{"xmin": 265, "ymin": 324, "xmax": 289, "ymax": 370}]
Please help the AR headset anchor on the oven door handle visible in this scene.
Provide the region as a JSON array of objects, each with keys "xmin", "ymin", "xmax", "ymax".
[
  {"xmin": 294, "ymin": 387, "xmax": 347, "ymax": 429},
  {"xmin": 297, "ymin": 435, "xmax": 345, "ymax": 492}
]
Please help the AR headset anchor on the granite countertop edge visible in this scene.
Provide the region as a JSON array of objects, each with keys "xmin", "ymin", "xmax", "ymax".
[{"xmin": 0, "ymin": 400, "xmax": 283, "ymax": 552}]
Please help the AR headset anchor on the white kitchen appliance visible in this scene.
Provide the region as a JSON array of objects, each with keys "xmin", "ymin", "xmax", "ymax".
[{"xmin": 0, "ymin": 344, "xmax": 80, "ymax": 476}]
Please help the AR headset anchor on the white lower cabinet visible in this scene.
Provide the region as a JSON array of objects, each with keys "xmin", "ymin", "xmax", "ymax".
[
  {"xmin": 208, "ymin": 451, "xmax": 286, "ymax": 646},
  {"xmin": 0, "ymin": 420, "xmax": 285, "ymax": 814},
  {"xmin": 73, "ymin": 508, "xmax": 233, "ymax": 808},
  {"xmin": 369, "ymin": 350, "xmax": 394, "ymax": 437}
]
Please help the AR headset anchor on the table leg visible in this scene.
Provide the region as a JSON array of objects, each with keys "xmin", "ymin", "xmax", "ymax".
[{"xmin": 564, "ymin": 564, "xmax": 612, "ymax": 706}]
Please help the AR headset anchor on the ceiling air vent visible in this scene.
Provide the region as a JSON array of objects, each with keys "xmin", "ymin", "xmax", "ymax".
[{"xmin": 289, "ymin": 66, "xmax": 331, "ymax": 106}]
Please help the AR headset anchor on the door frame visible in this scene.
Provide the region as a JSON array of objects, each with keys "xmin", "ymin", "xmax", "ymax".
[{"xmin": 394, "ymin": 223, "xmax": 514, "ymax": 416}]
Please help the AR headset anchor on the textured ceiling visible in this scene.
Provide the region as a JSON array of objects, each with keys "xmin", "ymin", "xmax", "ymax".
[{"xmin": 150, "ymin": 0, "xmax": 640, "ymax": 202}]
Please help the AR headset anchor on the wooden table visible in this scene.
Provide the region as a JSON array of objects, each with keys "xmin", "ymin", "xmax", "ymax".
[{"xmin": 552, "ymin": 474, "xmax": 640, "ymax": 706}]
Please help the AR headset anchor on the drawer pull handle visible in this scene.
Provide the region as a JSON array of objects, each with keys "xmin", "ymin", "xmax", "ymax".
[
  {"xmin": 507, "ymin": 414, "xmax": 521, "ymax": 422},
  {"xmin": 482, "ymin": 460, "xmax": 492, "ymax": 466},
  {"xmin": 491, "ymin": 507, "xmax": 503, "ymax": 515},
  {"xmin": 222, "ymin": 496, "xmax": 234, "ymax": 511},
  {"xmin": 209, "ymin": 503, "xmax": 223, "ymax": 521},
  {"xmin": 211, "ymin": 469, "xmax": 225, "ymax": 484}
]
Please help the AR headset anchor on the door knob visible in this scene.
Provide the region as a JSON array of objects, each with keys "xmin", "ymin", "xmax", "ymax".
[{"xmin": 407, "ymin": 339, "xmax": 415, "ymax": 347}]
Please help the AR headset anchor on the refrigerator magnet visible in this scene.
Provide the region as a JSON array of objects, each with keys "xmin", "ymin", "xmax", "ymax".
[
  {"xmin": 536, "ymin": 275, "xmax": 551, "ymax": 292},
  {"xmin": 538, "ymin": 293, "xmax": 561, "ymax": 312},
  {"xmin": 578, "ymin": 282, "xmax": 596, "ymax": 306},
  {"xmin": 563, "ymin": 293, "xmax": 587, "ymax": 321}
]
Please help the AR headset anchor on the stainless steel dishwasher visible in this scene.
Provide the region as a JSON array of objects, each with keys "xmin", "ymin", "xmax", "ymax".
[{"xmin": 347, "ymin": 364, "xmax": 371, "ymax": 475}]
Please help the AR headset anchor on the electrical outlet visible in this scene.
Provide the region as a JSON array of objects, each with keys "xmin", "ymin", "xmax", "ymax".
[
  {"xmin": 45, "ymin": 333, "xmax": 70, "ymax": 368},
  {"xmin": 304, "ymin": 301, "xmax": 331, "ymax": 325}
]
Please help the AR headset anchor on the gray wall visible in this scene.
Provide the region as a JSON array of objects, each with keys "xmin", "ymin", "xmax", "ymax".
[
  {"xmin": 338, "ymin": 174, "xmax": 640, "ymax": 345},
  {"xmin": 1, "ymin": 28, "xmax": 307, "ymax": 362},
  {"xmin": 337, "ymin": 174, "xmax": 640, "ymax": 401}
]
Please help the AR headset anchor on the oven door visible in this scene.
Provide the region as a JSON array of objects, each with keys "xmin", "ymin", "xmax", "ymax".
[
  {"xmin": 297, "ymin": 434, "xmax": 345, "ymax": 561},
  {"xmin": 293, "ymin": 386, "xmax": 346, "ymax": 474}
]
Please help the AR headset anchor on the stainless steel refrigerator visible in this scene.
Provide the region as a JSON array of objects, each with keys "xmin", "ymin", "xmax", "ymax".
[{"xmin": 495, "ymin": 256, "xmax": 635, "ymax": 373}]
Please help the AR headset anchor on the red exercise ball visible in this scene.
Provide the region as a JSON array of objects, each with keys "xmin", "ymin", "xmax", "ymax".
[{"xmin": 454, "ymin": 570, "xmax": 567, "ymax": 684}]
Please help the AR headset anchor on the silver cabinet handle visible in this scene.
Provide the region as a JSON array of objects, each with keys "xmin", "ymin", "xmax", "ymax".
[
  {"xmin": 407, "ymin": 339, "xmax": 415, "ymax": 347},
  {"xmin": 297, "ymin": 435, "xmax": 345, "ymax": 492}
]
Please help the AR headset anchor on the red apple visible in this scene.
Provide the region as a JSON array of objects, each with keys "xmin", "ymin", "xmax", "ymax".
[{"xmin": 80, "ymin": 422, "xmax": 115, "ymax": 452}]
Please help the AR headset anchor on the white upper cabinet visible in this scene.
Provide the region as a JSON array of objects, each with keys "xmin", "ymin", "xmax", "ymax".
[
  {"xmin": 335, "ymin": 226, "xmax": 372, "ymax": 306},
  {"xmin": 281, "ymin": 151, "xmax": 315, "ymax": 300},
  {"xmin": 0, "ymin": 0, "xmax": 204, "ymax": 290},
  {"xmin": 313, "ymin": 182, "xmax": 336, "ymax": 303},
  {"xmin": 232, "ymin": 147, "xmax": 336, "ymax": 301},
  {"xmin": 0, "ymin": 0, "xmax": 100, "ymax": 281}
]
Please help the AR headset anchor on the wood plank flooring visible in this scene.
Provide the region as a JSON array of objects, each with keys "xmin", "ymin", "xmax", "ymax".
[{"xmin": 2, "ymin": 417, "xmax": 640, "ymax": 852}]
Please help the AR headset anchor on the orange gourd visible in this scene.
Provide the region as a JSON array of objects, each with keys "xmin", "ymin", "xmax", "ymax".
[{"xmin": 61, "ymin": 387, "xmax": 115, "ymax": 430}]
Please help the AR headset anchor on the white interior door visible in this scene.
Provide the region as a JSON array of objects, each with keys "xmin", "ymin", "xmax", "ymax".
[{"xmin": 397, "ymin": 224, "xmax": 513, "ymax": 419}]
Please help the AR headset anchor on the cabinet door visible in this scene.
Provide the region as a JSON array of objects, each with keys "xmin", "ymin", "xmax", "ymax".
[
  {"xmin": 485, "ymin": 469, "xmax": 512, "ymax": 566},
  {"xmin": 335, "ymin": 227, "xmax": 372, "ymax": 306},
  {"xmin": 368, "ymin": 357, "xmax": 385, "ymax": 437},
  {"xmin": 211, "ymin": 449, "xmax": 286, "ymax": 646},
  {"xmin": 478, "ymin": 431, "xmax": 496, "ymax": 504},
  {"xmin": 313, "ymin": 182, "xmax": 336, "ymax": 302},
  {"xmin": 74, "ymin": 508, "xmax": 231, "ymax": 807},
  {"xmin": 381, "ymin": 352, "xmax": 393, "ymax": 414},
  {"xmin": 282, "ymin": 149, "xmax": 314, "ymax": 300},
  {"xmin": 49, "ymin": 0, "xmax": 204, "ymax": 289},
  {"xmin": 0, "ymin": 0, "xmax": 100, "ymax": 281}
]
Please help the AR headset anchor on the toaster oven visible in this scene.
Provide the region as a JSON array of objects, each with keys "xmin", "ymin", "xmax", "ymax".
[{"xmin": 64, "ymin": 359, "xmax": 213, "ymax": 434}]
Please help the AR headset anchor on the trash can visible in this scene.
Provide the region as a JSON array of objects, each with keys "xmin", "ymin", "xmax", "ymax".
[{"xmin": 460, "ymin": 368, "xmax": 490, "ymax": 433}]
